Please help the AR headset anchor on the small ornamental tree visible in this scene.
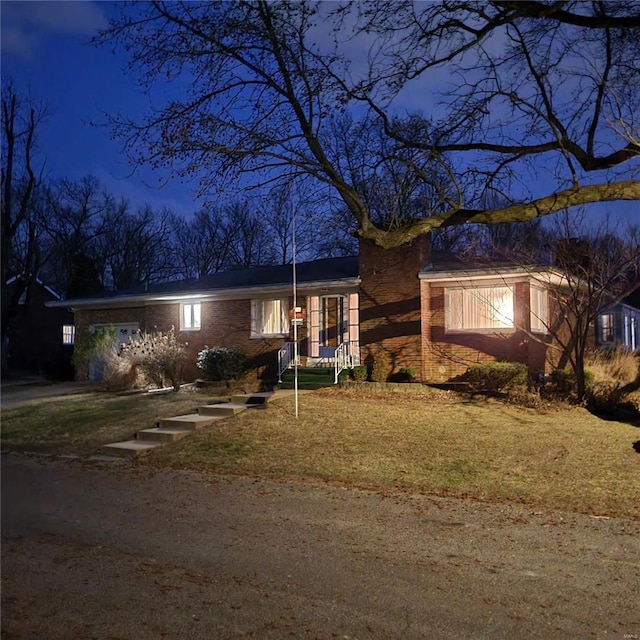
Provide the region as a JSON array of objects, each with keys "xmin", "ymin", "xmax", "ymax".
[{"xmin": 121, "ymin": 327, "xmax": 187, "ymax": 391}]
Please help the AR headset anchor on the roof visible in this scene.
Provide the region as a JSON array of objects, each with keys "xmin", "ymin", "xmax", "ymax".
[
  {"xmin": 5, "ymin": 275, "xmax": 62, "ymax": 300},
  {"xmin": 47, "ymin": 256, "xmax": 360, "ymax": 310},
  {"xmin": 46, "ymin": 249, "xmax": 570, "ymax": 311}
]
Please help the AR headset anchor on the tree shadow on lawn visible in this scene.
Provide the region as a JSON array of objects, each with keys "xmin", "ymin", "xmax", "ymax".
[{"xmin": 588, "ymin": 403, "xmax": 640, "ymax": 429}]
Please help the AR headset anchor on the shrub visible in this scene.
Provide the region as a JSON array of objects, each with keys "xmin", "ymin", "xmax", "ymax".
[
  {"xmin": 370, "ymin": 347, "xmax": 390, "ymax": 382},
  {"xmin": 352, "ymin": 365, "xmax": 368, "ymax": 382},
  {"xmin": 549, "ymin": 369, "xmax": 575, "ymax": 394},
  {"xmin": 86, "ymin": 327, "xmax": 137, "ymax": 391},
  {"xmin": 391, "ymin": 366, "xmax": 417, "ymax": 383},
  {"xmin": 121, "ymin": 327, "xmax": 187, "ymax": 391},
  {"xmin": 197, "ymin": 346, "xmax": 249, "ymax": 382},
  {"xmin": 463, "ymin": 361, "xmax": 528, "ymax": 394},
  {"xmin": 338, "ymin": 369, "xmax": 351, "ymax": 383}
]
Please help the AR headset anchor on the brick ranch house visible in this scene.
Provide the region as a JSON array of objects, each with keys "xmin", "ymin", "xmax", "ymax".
[{"xmin": 49, "ymin": 236, "xmax": 578, "ymax": 386}]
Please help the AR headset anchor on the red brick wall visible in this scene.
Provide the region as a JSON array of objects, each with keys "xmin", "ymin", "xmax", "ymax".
[
  {"xmin": 75, "ymin": 298, "xmax": 293, "ymax": 383},
  {"xmin": 358, "ymin": 235, "xmax": 431, "ymax": 379},
  {"xmin": 420, "ymin": 280, "xmax": 560, "ymax": 382}
]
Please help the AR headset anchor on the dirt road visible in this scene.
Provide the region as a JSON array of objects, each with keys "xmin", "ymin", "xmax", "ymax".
[{"xmin": 1, "ymin": 454, "xmax": 638, "ymax": 639}]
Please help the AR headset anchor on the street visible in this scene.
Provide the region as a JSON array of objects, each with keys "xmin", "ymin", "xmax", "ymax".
[{"xmin": 2, "ymin": 454, "xmax": 639, "ymax": 639}]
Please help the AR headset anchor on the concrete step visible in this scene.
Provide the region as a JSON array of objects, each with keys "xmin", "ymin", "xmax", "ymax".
[
  {"xmin": 198, "ymin": 403, "xmax": 249, "ymax": 417},
  {"xmin": 101, "ymin": 440, "xmax": 162, "ymax": 458},
  {"xmin": 137, "ymin": 427, "xmax": 193, "ymax": 443},
  {"xmin": 229, "ymin": 392, "xmax": 274, "ymax": 405},
  {"xmin": 158, "ymin": 413, "xmax": 223, "ymax": 430}
]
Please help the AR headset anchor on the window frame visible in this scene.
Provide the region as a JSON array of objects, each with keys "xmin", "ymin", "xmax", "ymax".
[
  {"xmin": 529, "ymin": 286, "xmax": 548, "ymax": 334},
  {"xmin": 445, "ymin": 285, "xmax": 515, "ymax": 333},
  {"xmin": 250, "ymin": 298, "xmax": 290, "ymax": 338},
  {"xmin": 62, "ymin": 324, "xmax": 75, "ymax": 345},
  {"xmin": 600, "ymin": 313, "xmax": 614, "ymax": 343},
  {"xmin": 181, "ymin": 302, "xmax": 202, "ymax": 331}
]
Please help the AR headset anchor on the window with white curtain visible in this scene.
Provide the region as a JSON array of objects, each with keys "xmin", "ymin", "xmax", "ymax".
[
  {"xmin": 251, "ymin": 299, "xmax": 289, "ymax": 337},
  {"xmin": 446, "ymin": 286, "xmax": 514, "ymax": 331},
  {"xmin": 181, "ymin": 302, "xmax": 202, "ymax": 330},
  {"xmin": 530, "ymin": 286, "xmax": 548, "ymax": 333}
]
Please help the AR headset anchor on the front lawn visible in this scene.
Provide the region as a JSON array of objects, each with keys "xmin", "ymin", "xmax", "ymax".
[
  {"xmin": 2, "ymin": 386, "xmax": 638, "ymax": 517},
  {"xmin": 0, "ymin": 389, "xmax": 222, "ymax": 455}
]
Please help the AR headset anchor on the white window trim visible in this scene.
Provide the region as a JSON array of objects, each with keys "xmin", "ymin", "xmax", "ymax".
[
  {"xmin": 181, "ymin": 302, "xmax": 202, "ymax": 331},
  {"xmin": 530, "ymin": 286, "xmax": 549, "ymax": 334},
  {"xmin": 62, "ymin": 324, "xmax": 75, "ymax": 345},
  {"xmin": 445, "ymin": 285, "xmax": 515, "ymax": 333},
  {"xmin": 251, "ymin": 298, "xmax": 289, "ymax": 338}
]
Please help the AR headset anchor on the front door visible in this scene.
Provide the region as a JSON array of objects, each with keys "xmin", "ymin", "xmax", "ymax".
[
  {"xmin": 308, "ymin": 293, "xmax": 359, "ymax": 358},
  {"xmin": 320, "ymin": 295, "xmax": 346, "ymax": 348}
]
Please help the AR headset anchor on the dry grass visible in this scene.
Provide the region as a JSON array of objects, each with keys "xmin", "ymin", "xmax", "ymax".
[
  {"xmin": 2, "ymin": 385, "xmax": 639, "ymax": 517},
  {"xmin": 586, "ymin": 347, "xmax": 639, "ymax": 386},
  {"xmin": 147, "ymin": 387, "xmax": 640, "ymax": 518}
]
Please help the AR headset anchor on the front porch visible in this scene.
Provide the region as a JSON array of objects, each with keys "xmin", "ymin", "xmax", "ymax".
[{"xmin": 277, "ymin": 340, "xmax": 360, "ymax": 386}]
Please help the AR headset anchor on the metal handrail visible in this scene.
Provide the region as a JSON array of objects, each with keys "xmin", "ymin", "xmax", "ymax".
[
  {"xmin": 279, "ymin": 340, "xmax": 360, "ymax": 384},
  {"xmin": 278, "ymin": 342, "xmax": 294, "ymax": 382},
  {"xmin": 333, "ymin": 340, "xmax": 360, "ymax": 383}
]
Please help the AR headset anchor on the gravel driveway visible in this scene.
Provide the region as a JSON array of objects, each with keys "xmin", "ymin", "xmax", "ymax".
[{"xmin": 2, "ymin": 454, "xmax": 639, "ymax": 639}]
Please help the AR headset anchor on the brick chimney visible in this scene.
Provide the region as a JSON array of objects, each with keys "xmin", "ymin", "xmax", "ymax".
[{"xmin": 358, "ymin": 234, "xmax": 431, "ymax": 380}]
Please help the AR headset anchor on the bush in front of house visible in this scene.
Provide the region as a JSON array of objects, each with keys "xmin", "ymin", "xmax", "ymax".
[
  {"xmin": 463, "ymin": 361, "xmax": 529, "ymax": 394},
  {"xmin": 121, "ymin": 327, "xmax": 187, "ymax": 391},
  {"xmin": 197, "ymin": 346, "xmax": 249, "ymax": 382},
  {"xmin": 87, "ymin": 326, "xmax": 138, "ymax": 392},
  {"xmin": 369, "ymin": 347, "xmax": 390, "ymax": 382},
  {"xmin": 547, "ymin": 368, "xmax": 595, "ymax": 398},
  {"xmin": 389, "ymin": 366, "xmax": 417, "ymax": 383},
  {"xmin": 352, "ymin": 365, "xmax": 368, "ymax": 381}
]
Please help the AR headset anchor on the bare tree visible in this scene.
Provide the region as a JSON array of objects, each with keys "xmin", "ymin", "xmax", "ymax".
[
  {"xmin": 486, "ymin": 213, "xmax": 640, "ymax": 401},
  {"xmin": 171, "ymin": 205, "xmax": 239, "ymax": 279},
  {"xmin": 100, "ymin": 203, "xmax": 175, "ymax": 291},
  {"xmin": 38, "ymin": 175, "xmax": 110, "ymax": 296},
  {"xmin": 1, "ymin": 80, "xmax": 47, "ymax": 347},
  {"xmin": 98, "ymin": 1, "xmax": 639, "ymax": 250}
]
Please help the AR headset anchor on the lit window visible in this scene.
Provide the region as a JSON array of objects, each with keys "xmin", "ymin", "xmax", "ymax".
[
  {"xmin": 62, "ymin": 324, "xmax": 75, "ymax": 345},
  {"xmin": 446, "ymin": 286, "xmax": 514, "ymax": 331},
  {"xmin": 251, "ymin": 299, "xmax": 289, "ymax": 337},
  {"xmin": 530, "ymin": 287, "xmax": 548, "ymax": 333},
  {"xmin": 181, "ymin": 302, "xmax": 202, "ymax": 330},
  {"xmin": 600, "ymin": 314, "xmax": 614, "ymax": 343}
]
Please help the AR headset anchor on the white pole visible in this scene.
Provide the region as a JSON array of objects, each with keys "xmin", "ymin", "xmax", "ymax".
[{"xmin": 292, "ymin": 207, "xmax": 299, "ymax": 418}]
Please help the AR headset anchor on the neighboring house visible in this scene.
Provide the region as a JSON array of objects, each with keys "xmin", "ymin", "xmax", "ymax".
[
  {"xmin": 597, "ymin": 287, "xmax": 640, "ymax": 352},
  {"xmin": 3, "ymin": 276, "xmax": 75, "ymax": 379},
  {"xmin": 47, "ymin": 237, "xmax": 582, "ymax": 385}
]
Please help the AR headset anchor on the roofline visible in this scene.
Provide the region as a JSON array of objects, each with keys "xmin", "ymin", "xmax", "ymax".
[
  {"xmin": 6, "ymin": 275, "xmax": 62, "ymax": 300},
  {"xmin": 419, "ymin": 265, "xmax": 567, "ymax": 285},
  {"xmin": 45, "ymin": 277, "xmax": 361, "ymax": 310}
]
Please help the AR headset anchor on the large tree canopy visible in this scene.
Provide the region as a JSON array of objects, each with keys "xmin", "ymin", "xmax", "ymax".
[{"xmin": 100, "ymin": 0, "xmax": 640, "ymax": 248}]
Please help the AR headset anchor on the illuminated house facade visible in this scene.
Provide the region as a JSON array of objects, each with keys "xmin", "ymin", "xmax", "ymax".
[{"xmin": 51, "ymin": 237, "xmax": 586, "ymax": 385}]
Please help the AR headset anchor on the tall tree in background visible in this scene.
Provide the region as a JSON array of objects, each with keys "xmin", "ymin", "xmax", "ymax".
[
  {"xmin": 1, "ymin": 81, "xmax": 46, "ymax": 345},
  {"xmin": 99, "ymin": 1, "xmax": 639, "ymax": 250},
  {"xmin": 100, "ymin": 204, "xmax": 175, "ymax": 291},
  {"xmin": 39, "ymin": 175, "xmax": 109, "ymax": 297}
]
